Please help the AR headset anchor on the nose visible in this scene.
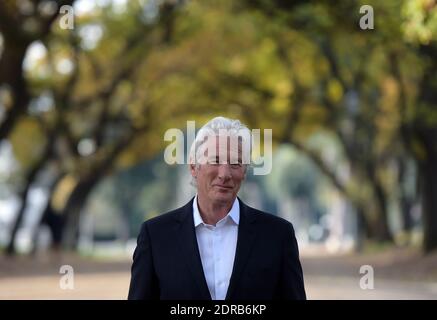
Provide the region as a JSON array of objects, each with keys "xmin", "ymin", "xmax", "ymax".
[{"xmin": 217, "ymin": 164, "xmax": 232, "ymax": 181}]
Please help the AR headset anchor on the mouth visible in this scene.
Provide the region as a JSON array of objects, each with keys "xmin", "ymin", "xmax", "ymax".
[{"xmin": 213, "ymin": 185, "xmax": 233, "ymax": 190}]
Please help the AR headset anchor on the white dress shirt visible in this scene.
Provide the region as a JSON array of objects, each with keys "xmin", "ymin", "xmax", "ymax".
[{"xmin": 193, "ymin": 195, "xmax": 239, "ymax": 300}]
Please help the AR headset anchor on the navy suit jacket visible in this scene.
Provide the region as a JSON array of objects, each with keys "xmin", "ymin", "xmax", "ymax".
[{"xmin": 128, "ymin": 197, "xmax": 306, "ymax": 300}]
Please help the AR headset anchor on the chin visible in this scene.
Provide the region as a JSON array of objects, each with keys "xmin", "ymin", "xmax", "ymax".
[{"xmin": 212, "ymin": 193, "xmax": 235, "ymax": 203}]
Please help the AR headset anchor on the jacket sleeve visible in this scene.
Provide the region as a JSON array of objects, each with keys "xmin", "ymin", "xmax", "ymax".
[
  {"xmin": 279, "ymin": 222, "xmax": 306, "ymax": 300},
  {"xmin": 128, "ymin": 222, "xmax": 159, "ymax": 300}
]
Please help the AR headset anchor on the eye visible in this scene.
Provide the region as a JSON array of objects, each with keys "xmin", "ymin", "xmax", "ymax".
[{"xmin": 230, "ymin": 163, "xmax": 242, "ymax": 169}]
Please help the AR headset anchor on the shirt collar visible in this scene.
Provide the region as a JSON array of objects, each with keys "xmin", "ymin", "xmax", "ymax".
[{"xmin": 193, "ymin": 195, "xmax": 240, "ymax": 227}]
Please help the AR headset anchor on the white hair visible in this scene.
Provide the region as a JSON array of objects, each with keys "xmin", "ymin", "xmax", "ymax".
[{"xmin": 189, "ymin": 116, "xmax": 252, "ymax": 187}]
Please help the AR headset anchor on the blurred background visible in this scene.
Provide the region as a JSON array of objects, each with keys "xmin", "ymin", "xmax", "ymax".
[{"xmin": 0, "ymin": 0, "xmax": 437, "ymax": 299}]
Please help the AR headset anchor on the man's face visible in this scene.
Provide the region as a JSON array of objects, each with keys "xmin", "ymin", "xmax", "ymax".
[{"xmin": 190, "ymin": 135, "xmax": 246, "ymax": 205}]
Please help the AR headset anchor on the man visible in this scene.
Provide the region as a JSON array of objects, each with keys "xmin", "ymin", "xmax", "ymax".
[{"xmin": 128, "ymin": 116, "xmax": 306, "ymax": 300}]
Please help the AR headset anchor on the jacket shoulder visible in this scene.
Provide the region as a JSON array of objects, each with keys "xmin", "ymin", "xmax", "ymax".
[
  {"xmin": 140, "ymin": 204, "xmax": 186, "ymax": 231},
  {"xmin": 244, "ymin": 203, "xmax": 296, "ymax": 232}
]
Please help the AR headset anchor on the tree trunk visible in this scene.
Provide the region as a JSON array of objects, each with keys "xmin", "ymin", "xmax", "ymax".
[
  {"xmin": 355, "ymin": 207, "xmax": 368, "ymax": 252},
  {"xmin": 61, "ymin": 175, "xmax": 101, "ymax": 250},
  {"xmin": 416, "ymin": 44, "xmax": 437, "ymax": 253},
  {"xmin": 421, "ymin": 144, "xmax": 437, "ymax": 253},
  {"xmin": 363, "ymin": 159, "xmax": 393, "ymax": 242},
  {"xmin": 398, "ymin": 158, "xmax": 414, "ymax": 234},
  {"xmin": 6, "ymin": 179, "xmax": 33, "ymax": 255},
  {"xmin": 372, "ymin": 183, "xmax": 392, "ymax": 242},
  {"xmin": 0, "ymin": 42, "xmax": 30, "ymax": 141},
  {"xmin": 31, "ymin": 171, "xmax": 67, "ymax": 254},
  {"xmin": 5, "ymin": 138, "xmax": 54, "ymax": 255},
  {"xmin": 60, "ymin": 131, "xmax": 138, "ymax": 249}
]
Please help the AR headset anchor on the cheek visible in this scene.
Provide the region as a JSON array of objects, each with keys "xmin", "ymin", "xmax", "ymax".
[
  {"xmin": 207, "ymin": 169, "xmax": 218, "ymax": 180},
  {"xmin": 198, "ymin": 172, "xmax": 215, "ymax": 186},
  {"xmin": 232, "ymin": 172, "xmax": 245, "ymax": 185}
]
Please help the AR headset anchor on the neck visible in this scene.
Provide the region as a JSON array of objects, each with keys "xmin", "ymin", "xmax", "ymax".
[{"xmin": 196, "ymin": 195, "xmax": 235, "ymax": 225}]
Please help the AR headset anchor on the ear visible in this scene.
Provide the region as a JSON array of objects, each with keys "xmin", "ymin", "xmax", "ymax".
[{"xmin": 189, "ymin": 163, "xmax": 197, "ymax": 178}]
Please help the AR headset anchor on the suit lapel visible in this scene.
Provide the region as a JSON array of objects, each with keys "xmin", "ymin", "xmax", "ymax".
[
  {"xmin": 176, "ymin": 198, "xmax": 212, "ymax": 300},
  {"xmin": 225, "ymin": 198, "xmax": 257, "ymax": 300}
]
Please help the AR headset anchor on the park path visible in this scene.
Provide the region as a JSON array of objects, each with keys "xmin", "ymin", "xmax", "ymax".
[
  {"xmin": 0, "ymin": 247, "xmax": 436, "ymax": 299},
  {"xmin": 1, "ymin": 272, "xmax": 436, "ymax": 299}
]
